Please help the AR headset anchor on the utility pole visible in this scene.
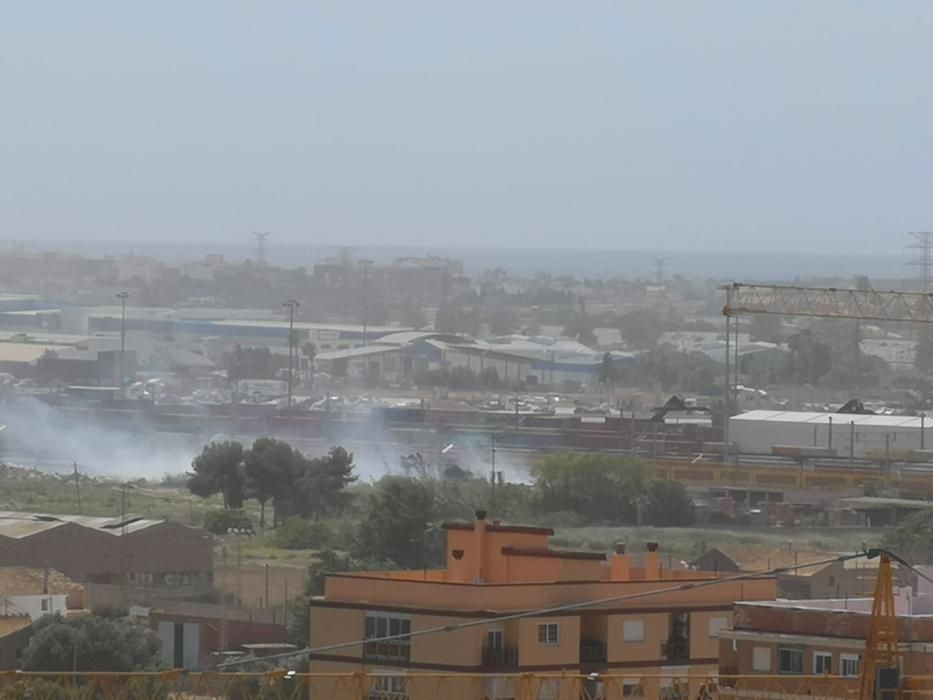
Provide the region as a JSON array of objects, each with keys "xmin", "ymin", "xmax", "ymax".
[
  {"xmin": 359, "ymin": 260, "xmax": 373, "ymax": 346},
  {"xmin": 115, "ymin": 291, "xmax": 129, "ymax": 397},
  {"xmin": 283, "ymin": 300, "xmax": 300, "ymax": 409},
  {"xmin": 490, "ymin": 433, "xmax": 497, "ymax": 513},
  {"xmin": 73, "ymin": 461, "xmax": 82, "ymax": 515}
]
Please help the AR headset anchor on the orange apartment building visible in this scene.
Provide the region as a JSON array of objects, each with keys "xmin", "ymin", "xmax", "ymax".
[
  {"xmin": 309, "ymin": 510, "xmax": 776, "ymax": 699},
  {"xmin": 719, "ymin": 583, "xmax": 933, "ymax": 698}
]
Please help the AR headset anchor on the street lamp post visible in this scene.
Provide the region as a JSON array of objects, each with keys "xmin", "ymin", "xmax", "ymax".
[
  {"xmin": 359, "ymin": 260, "xmax": 373, "ymax": 346},
  {"xmin": 115, "ymin": 291, "xmax": 129, "ymax": 397},
  {"xmin": 283, "ymin": 300, "xmax": 300, "ymax": 410}
]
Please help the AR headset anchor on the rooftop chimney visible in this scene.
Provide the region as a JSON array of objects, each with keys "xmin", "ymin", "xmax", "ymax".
[
  {"xmin": 473, "ymin": 510, "xmax": 487, "ymax": 582},
  {"xmin": 611, "ymin": 543, "xmax": 630, "ymax": 581},
  {"xmin": 645, "ymin": 542, "xmax": 662, "ymax": 579}
]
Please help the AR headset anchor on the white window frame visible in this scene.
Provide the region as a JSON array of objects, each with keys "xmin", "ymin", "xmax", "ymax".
[
  {"xmin": 841, "ymin": 654, "xmax": 861, "ymax": 678},
  {"xmin": 623, "ymin": 619, "xmax": 645, "ymax": 643},
  {"xmin": 708, "ymin": 617, "xmax": 729, "ymax": 639},
  {"xmin": 370, "ymin": 670, "xmax": 407, "ymax": 699},
  {"xmin": 537, "ymin": 622, "xmax": 560, "ymax": 646},
  {"xmin": 778, "ymin": 646, "xmax": 804, "ymax": 674},
  {"xmin": 486, "ymin": 629, "xmax": 504, "ymax": 650},
  {"xmin": 364, "ymin": 612, "xmax": 412, "ymax": 661},
  {"xmin": 814, "ymin": 651, "xmax": 833, "ymax": 675},
  {"xmin": 752, "ymin": 646, "xmax": 771, "ymax": 672}
]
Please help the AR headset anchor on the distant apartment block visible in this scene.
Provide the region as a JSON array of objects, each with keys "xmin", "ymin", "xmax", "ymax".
[{"xmin": 309, "ymin": 511, "xmax": 776, "ymax": 699}]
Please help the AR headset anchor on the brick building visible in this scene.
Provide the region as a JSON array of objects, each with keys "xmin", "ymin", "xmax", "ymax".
[{"xmin": 0, "ymin": 512, "xmax": 212, "ymax": 586}]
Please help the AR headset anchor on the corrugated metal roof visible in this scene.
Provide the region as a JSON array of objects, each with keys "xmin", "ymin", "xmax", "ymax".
[
  {"xmin": 316, "ymin": 345, "xmax": 402, "ymax": 361},
  {"xmin": 0, "ymin": 511, "xmax": 166, "ymax": 539},
  {"xmin": 732, "ymin": 409, "xmax": 926, "ymax": 429}
]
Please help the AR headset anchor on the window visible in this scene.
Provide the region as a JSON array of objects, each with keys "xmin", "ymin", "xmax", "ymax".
[
  {"xmin": 841, "ymin": 654, "xmax": 861, "ymax": 678},
  {"xmin": 537, "ymin": 623, "xmax": 559, "ymax": 646},
  {"xmin": 828, "ymin": 575, "xmax": 836, "ymax": 586},
  {"xmin": 623, "ymin": 619, "xmax": 645, "ymax": 643},
  {"xmin": 487, "ymin": 630, "xmax": 504, "ymax": 650},
  {"xmin": 370, "ymin": 675, "xmax": 407, "ymax": 699},
  {"xmin": 752, "ymin": 646, "xmax": 771, "ymax": 672},
  {"xmin": 778, "ymin": 647, "xmax": 804, "ymax": 674},
  {"xmin": 622, "ymin": 680, "xmax": 645, "ymax": 697},
  {"xmin": 708, "ymin": 617, "xmax": 729, "ymax": 639},
  {"xmin": 814, "ymin": 652, "xmax": 832, "ymax": 675},
  {"xmin": 364, "ymin": 613, "xmax": 411, "ymax": 661},
  {"xmin": 40, "ymin": 598, "xmax": 49, "ymax": 612}
]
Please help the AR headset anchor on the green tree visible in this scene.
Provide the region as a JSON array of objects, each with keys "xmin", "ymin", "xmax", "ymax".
[
  {"xmin": 916, "ymin": 332, "xmax": 933, "ymax": 374},
  {"xmin": 642, "ymin": 481, "xmax": 695, "ymax": 526},
  {"xmin": 531, "ymin": 453, "xmax": 649, "ymax": 524},
  {"xmin": 785, "ymin": 330, "xmax": 832, "ymax": 385},
  {"xmin": 23, "ymin": 613, "xmax": 162, "ymax": 672},
  {"xmin": 486, "ymin": 304, "xmax": 520, "ymax": 336},
  {"xmin": 435, "ymin": 300, "xmax": 479, "ymax": 336},
  {"xmin": 226, "ymin": 345, "xmax": 279, "ymax": 381},
  {"xmin": 882, "ymin": 509, "xmax": 933, "ymax": 564},
  {"xmin": 401, "ymin": 302, "xmax": 428, "ymax": 330},
  {"xmin": 354, "ymin": 477, "xmax": 441, "ymax": 568},
  {"xmin": 290, "ymin": 447, "xmax": 357, "ymax": 520},
  {"xmin": 186, "ymin": 441, "xmax": 247, "ymax": 509},
  {"xmin": 245, "ymin": 438, "xmax": 299, "ymax": 528},
  {"xmin": 563, "ymin": 313, "xmax": 597, "ymax": 347},
  {"xmin": 618, "ymin": 310, "xmax": 664, "ymax": 350},
  {"xmin": 748, "ymin": 315, "xmax": 784, "ymax": 344}
]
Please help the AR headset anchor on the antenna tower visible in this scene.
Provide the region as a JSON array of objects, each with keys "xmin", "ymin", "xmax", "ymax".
[
  {"xmin": 251, "ymin": 231, "xmax": 271, "ymax": 265},
  {"xmin": 907, "ymin": 232, "xmax": 933, "ymax": 292},
  {"xmin": 652, "ymin": 257, "xmax": 668, "ymax": 286}
]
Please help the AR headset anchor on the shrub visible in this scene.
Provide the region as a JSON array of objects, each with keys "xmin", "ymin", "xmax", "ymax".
[
  {"xmin": 272, "ymin": 517, "xmax": 333, "ymax": 550},
  {"xmin": 203, "ymin": 509, "xmax": 254, "ymax": 535}
]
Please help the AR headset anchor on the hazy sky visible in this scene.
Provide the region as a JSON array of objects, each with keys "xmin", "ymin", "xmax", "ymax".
[{"xmin": 2, "ymin": 2, "xmax": 933, "ymax": 254}]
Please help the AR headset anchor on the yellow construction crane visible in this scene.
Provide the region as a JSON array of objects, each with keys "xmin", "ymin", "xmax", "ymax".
[{"xmin": 859, "ymin": 550, "xmax": 900, "ymax": 700}]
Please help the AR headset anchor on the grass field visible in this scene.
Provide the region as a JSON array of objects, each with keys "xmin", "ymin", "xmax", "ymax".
[{"xmin": 552, "ymin": 525, "xmax": 882, "ymax": 562}]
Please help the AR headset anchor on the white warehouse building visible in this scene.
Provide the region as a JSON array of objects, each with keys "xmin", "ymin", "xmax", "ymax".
[{"xmin": 729, "ymin": 409, "xmax": 933, "ymax": 460}]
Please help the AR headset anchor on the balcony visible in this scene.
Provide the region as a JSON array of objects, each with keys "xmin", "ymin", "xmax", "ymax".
[
  {"xmin": 482, "ymin": 646, "xmax": 519, "ymax": 668},
  {"xmin": 660, "ymin": 638, "xmax": 690, "ymax": 662},
  {"xmin": 580, "ymin": 639, "xmax": 607, "ymax": 663}
]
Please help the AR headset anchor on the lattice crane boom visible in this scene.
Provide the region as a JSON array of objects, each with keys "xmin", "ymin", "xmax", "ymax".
[
  {"xmin": 723, "ymin": 283, "xmax": 933, "ymax": 324},
  {"xmin": 858, "ymin": 551, "xmax": 900, "ymax": 700}
]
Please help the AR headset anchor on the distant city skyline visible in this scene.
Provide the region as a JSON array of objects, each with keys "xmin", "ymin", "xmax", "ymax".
[
  {"xmin": 0, "ymin": 238, "xmax": 917, "ymax": 282},
  {"xmin": 4, "ymin": 2, "xmax": 933, "ymax": 255}
]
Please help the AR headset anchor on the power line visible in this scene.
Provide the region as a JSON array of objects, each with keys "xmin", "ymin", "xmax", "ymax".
[{"xmin": 213, "ymin": 550, "xmax": 866, "ymax": 671}]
